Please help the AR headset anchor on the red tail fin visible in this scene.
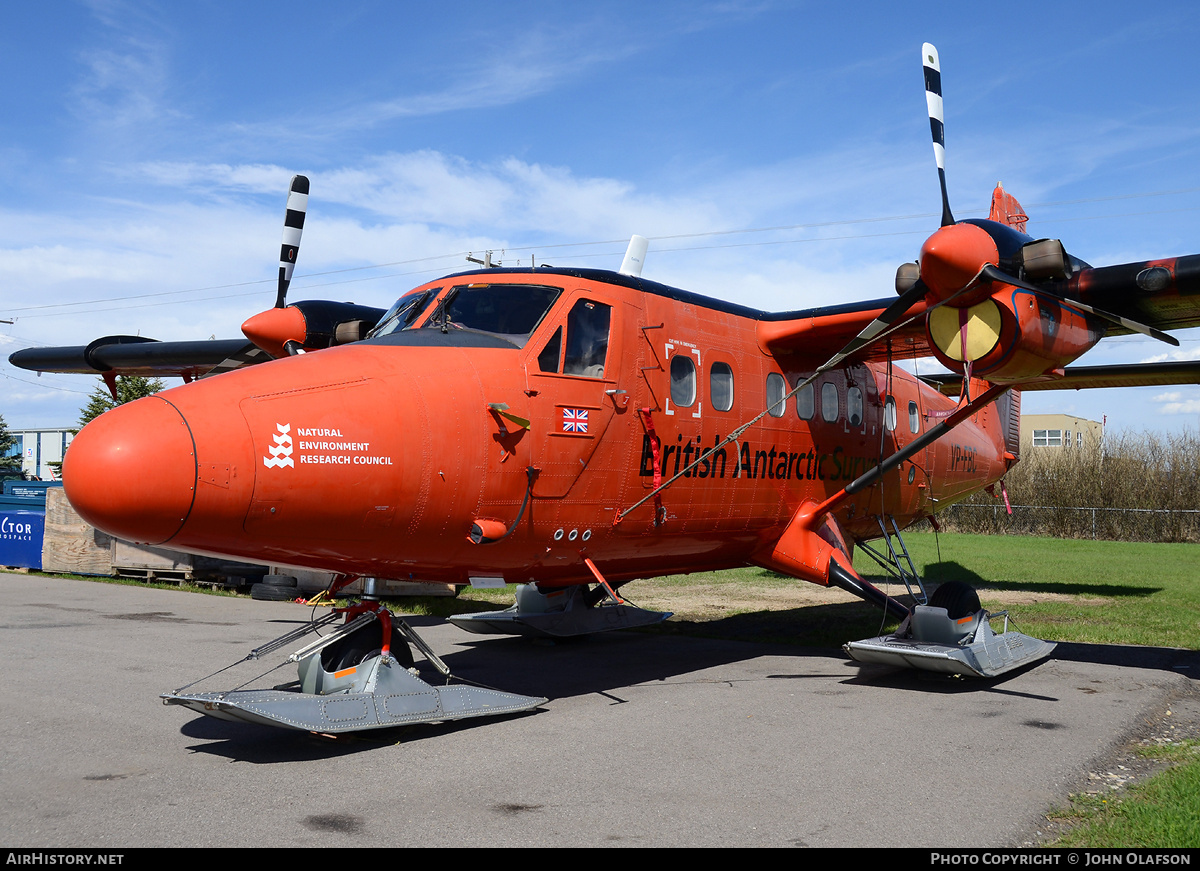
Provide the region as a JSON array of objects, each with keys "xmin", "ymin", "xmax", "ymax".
[{"xmin": 989, "ymin": 183, "xmax": 1028, "ymax": 233}]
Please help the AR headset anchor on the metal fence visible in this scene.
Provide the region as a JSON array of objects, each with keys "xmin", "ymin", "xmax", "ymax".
[{"xmin": 926, "ymin": 503, "xmax": 1200, "ymax": 543}]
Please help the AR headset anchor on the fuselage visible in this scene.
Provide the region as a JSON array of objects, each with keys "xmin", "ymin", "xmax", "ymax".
[{"xmin": 63, "ymin": 267, "xmax": 1012, "ymax": 589}]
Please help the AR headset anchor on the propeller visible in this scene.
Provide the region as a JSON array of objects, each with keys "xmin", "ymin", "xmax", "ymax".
[
  {"xmin": 274, "ymin": 174, "xmax": 309, "ymax": 309},
  {"xmin": 905, "ymin": 45, "xmax": 1177, "ymax": 351},
  {"xmin": 241, "ymin": 176, "xmax": 386, "ymax": 359}
]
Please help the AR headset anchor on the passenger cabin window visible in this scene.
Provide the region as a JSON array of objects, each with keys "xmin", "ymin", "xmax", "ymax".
[
  {"xmin": 369, "ymin": 288, "xmax": 438, "ymax": 338},
  {"xmin": 821, "ymin": 383, "xmax": 839, "ymax": 423},
  {"xmin": 796, "ymin": 382, "xmax": 814, "ymax": 420},
  {"xmin": 562, "ymin": 299, "xmax": 611, "ymax": 377},
  {"xmin": 710, "ymin": 362, "xmax": 734, "ymax": 412},
  {"xmin": 766, "ymin": 373, "xmax": 786, "ymax": 417},
  {"xmin": 846, "ymin": 386, "xmax": 863, "ymax": 428},
  {"xmin": 884, "ymin": 396, "xmax": 897, "ymax": 431},
  {"xmin": 670, "ymin": 354, "xmax": 696, "ymax": 407},
  {"xmin": 418, "ymin": 283, "xmax": 561, "ymax": 347},
  {"xmin": 908, "ymin": 401, "xmax": 920, "ymax": 434}
]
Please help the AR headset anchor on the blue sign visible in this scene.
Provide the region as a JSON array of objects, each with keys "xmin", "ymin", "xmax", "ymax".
[{"xmin": 0, "ymin": 510, "xmax": 45, "ymax": 570}]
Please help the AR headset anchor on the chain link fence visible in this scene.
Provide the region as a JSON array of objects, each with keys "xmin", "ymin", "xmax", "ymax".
[{"xmin": 927, "ymin": 502, "xmax": 1200, "ymax": 542}]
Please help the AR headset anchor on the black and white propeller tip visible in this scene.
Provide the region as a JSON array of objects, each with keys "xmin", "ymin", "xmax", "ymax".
[
  {"xmin": 275, "ymin": 174, "xmax": 309, "ymax": 309},
  {"xmin": 922, "ymin": 43, "xmax": 954, "ymax": 228}
]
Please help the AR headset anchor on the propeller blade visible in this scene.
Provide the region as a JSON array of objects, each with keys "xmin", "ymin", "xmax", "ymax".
[
  {"xmin": 922, "ymin": 43, "xmax": 954, "ymax": 228},
  {"xmin": 826, "ymin": 279, "xmax": 929, "ymax": 366},
  {"xmin": 980, "ymin": 265, "xmax": 1179, "ymax": 346},
  {"xmin": 1049, "ymin": 297, "xmax": 1178, "ymax": 346},
  {"xmin": 275, "ymin": 174, "xmax": 309, "ymax": 309}
]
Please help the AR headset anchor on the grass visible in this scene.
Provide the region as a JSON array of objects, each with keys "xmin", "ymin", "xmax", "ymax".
[
  {"xmin": 1047, "ymin": 741, "xmax": 1200, "ymax": 847},
  {"xmin": 878, "ymin": 532, "xmax": 1200, "ymax": 649},
  {"xmin": 380, "ymin": 531, "xmax": 1200, "ymax": 651}
]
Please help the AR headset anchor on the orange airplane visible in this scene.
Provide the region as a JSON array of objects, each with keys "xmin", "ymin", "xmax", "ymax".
[{"xmin": 12, "ymin": 44, "xmax": 1200, "ymax": 732}]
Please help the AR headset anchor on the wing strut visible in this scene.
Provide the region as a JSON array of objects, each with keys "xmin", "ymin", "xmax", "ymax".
[{"xmin": 613, "ymin": 284, "xmax": 965, "ymax": 525}]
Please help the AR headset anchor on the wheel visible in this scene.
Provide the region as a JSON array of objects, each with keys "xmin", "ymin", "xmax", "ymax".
[
  {"xmin": 250, "ymin": 582, "xmax": 296, "ymax": 601},
  {"xmin": 320, "ymin": 621, "xmax": 415, "ymax": 671},
  {"xmin": 928, "ymin": 581, "xmax": 981, "ymax": 619},
  {"xmin": 260, "ymin": 573, "xmax": 297, "ymax": 588}
]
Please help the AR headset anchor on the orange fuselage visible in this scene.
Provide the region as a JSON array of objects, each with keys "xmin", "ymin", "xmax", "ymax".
[{"xmin": 63, "ymin": 270, "xmax": 1011, "ymax": 589}]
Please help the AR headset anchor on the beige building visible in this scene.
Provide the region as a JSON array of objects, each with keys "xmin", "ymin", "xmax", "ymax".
[{"xmin": 1019, "ymin": 413, "xmax": 1103, "ymax": 454}]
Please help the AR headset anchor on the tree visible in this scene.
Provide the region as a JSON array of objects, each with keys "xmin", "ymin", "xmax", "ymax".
[
  {"xmin": 0, "ymin": 414, "xmax": 21, "ymax": 480},
  {"xmin": 77, "ymin": 375, "xmax": 166, "ymax": 429},
  {"xmin": 0, "ymin": 413, "xmax": 15, "ymax": 459}
]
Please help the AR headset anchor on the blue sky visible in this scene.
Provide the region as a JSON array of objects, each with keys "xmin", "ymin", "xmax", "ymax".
[{"xmin": 3, "ymin": 0, "xmax": 1200, "ymax": 435}]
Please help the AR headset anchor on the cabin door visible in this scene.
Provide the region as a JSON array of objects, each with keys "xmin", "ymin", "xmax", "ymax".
[{"xmin": 524, "ymin": 291, "xmax": 631, "ymax": 498}]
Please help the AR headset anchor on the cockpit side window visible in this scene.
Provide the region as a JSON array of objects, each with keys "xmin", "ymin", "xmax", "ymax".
[
  {"xmin": 538, "ymin": 326, "xmax": 563, "ymax": 373},
  {"xmin": 417, "ymin": 283, "xmax": 561, "ymax": 347},
  {"xmin": 562, "ymin": 299, "xmax": 611, "ymax": 378},
  {"xmin": 368, "ymin": 288, "xmax": 437, "ymax": 338}
]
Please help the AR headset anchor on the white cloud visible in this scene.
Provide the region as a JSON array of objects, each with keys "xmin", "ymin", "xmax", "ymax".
[
  {"xmin": 1139, "ymin": 345, "xmax": 1200, "ymax": 364},
  {"xmin": 135, "ymin": 162, "xmax": 295, "ymax": 194},
  {"xmin": 1159, "ymin": 399, "xmax": 1200, "ymax": 415}
]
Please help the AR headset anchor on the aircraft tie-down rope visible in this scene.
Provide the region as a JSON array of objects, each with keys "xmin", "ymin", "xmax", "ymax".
[
  {"xmin": 614, "ymin": 281, "xmax": 981, "ymax": 525},
  {"xmin": 637, "ymin": 408, "xmax": 667, "ymax": 526},
  {"xmin": 616, "ymin": 363, "xmax": 835, "ymax": 525}
]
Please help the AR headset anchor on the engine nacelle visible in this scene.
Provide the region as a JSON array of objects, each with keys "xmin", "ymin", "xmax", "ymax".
[
  {"xmin": 926, "ymin": 285, "xmax": 1103, "ymax": 383},
  {"xmin": 242, "ymin": 300, "xmax": 386, "ymax": 358}
]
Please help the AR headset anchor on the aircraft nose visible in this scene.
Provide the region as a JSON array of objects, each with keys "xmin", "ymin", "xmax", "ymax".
[{"xmin": 63, "ymin": 395, "xmax": 197, "ymax": 545}]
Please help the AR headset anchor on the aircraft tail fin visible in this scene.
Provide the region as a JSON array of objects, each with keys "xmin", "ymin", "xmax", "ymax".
[{"xmin": 989, "ymin": 182, "xmax": 1028, "ymax": 233}]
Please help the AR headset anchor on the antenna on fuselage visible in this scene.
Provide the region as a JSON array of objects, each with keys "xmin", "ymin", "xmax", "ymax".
[
  {"xmin": 466, "ymin": 250, "xmax": 502, "ymax": 268},
  {"xmin": 619, "ymin": 235, "xmax": 648, "ymax": 277}
]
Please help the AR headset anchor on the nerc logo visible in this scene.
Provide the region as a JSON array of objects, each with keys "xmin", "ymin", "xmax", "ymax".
[{"xmin": 263, "ymin": 423, "xmax": 294, "ymax": 469}]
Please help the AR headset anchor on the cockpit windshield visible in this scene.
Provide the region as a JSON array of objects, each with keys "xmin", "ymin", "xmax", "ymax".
[
  {"xmin": 367, "ymin": 288, "xmax": 438, "ymax": 338},
  {"xmin": 416, "ymin": 283, "xmax": 561, "ymax": 347}
]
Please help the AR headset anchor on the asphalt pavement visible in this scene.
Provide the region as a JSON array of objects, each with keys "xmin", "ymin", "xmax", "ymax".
[{"xmin": 2, "ymin": 571, "xmax": 1197, "ymax": 848}]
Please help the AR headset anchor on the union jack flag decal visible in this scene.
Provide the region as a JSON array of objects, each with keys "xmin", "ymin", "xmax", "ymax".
[{"xmin": 562, "ymin": 408, "xmax": 589, "ymax": 433}]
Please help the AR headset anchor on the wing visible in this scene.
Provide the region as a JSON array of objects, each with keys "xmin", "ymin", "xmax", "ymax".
[
  {"xmin": 1054, "ymin": 255, "xmax": 1200, "ymax": 337},
  {"xmin": 756, "ymin": 251, "xmax": 1200, "ymax": 368},
  {"xmin": 922, "ymin": 360, "xmax": 1200, "ymax": 396},
  {"xmin": 8, "ymin": 336, "xmax": 270, "ymax": 381},
  {"xmin": 756, "ymin": 297, "xmax": 934, "ymax": 361}
]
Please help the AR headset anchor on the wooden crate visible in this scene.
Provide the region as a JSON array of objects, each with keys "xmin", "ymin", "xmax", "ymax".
[{"xmin": 40, "ymin": 488, "xmax": 112, "ymax": 576}]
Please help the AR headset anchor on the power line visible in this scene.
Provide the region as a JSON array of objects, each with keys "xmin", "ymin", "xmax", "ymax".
[
  {"xmin": 1, "ymin": 371, "xmax": 91, "ymax": 396},
  {"xmin": 4, "ymin": 185, "xmax": 1199, "ymax": 319}
]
